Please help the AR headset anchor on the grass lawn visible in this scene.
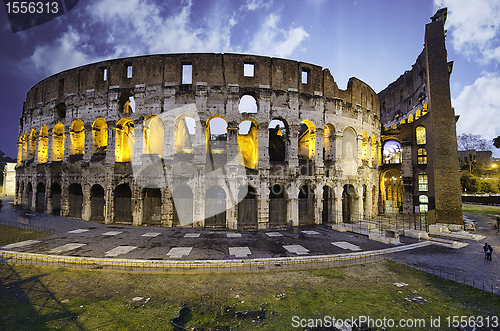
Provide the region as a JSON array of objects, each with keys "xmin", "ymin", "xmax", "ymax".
[
  {"xmin": 1, "ymin": 261, "xmax": 499, "ymax": 330},
  {"xmin": 0, "ymin": 224, "xmax": 51, "ymax": 246}
]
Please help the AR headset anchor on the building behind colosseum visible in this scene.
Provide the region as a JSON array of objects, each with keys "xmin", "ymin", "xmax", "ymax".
[{"xmin": 15, "ymin": 8, "xmax": 463, "ymax": 229}]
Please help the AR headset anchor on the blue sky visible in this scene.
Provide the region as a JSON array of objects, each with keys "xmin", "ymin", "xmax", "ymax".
[{"xmin": 1, "ymin": 0, "xmax": 499, "ymax": 159}]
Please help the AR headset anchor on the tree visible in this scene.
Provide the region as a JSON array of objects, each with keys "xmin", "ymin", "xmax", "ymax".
[
  {"xmin": 494, "ymin": 136, "xmax": 500, "ymax": 149},
  {"xmin": 457, "ymin": 134, "xmax": 492, "ymax": 173}
]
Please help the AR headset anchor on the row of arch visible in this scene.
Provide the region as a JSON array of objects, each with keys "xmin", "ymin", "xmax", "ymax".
[
  {"xmin": 18, "ymin": 115, "xmax": 382, "ymax": 169},
  {"xmin": 17, "ymin": 181, "xmax": 370, "ymax": 227}
]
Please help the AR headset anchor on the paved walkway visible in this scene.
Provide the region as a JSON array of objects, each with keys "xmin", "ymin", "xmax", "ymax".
[{"xmin": 1, "ymin": 197, "xmax": 499, "ymax": 292}]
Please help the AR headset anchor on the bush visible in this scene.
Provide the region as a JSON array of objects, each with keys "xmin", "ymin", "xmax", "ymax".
[{"xmin": 461, "ymin": 172, "xmax": 479, "ymax": 193}]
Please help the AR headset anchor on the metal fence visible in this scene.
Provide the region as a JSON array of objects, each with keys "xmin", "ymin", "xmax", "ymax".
[
  {"xmin": 0, "ymin": 219, "xmax": 55, "ymax": 234},
  {"xmin": 326, "ymin": 211, "xmax": 429, "ymax": 235},
  {"xmin": 388, "ymin": 256, "xmax": 500, "ymax": 296}
]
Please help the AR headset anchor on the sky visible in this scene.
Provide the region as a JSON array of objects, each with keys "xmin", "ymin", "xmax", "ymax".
[{"xmin": 1, "ymin": 0, "xmax": 499, "ymax": 159}]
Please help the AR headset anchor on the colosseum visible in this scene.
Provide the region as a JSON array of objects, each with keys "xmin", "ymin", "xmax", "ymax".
[{"xmin": 15, "ymin": 8, "xmax": 463, "ymax": 230}]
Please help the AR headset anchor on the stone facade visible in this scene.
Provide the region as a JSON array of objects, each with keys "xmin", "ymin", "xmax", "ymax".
[{"xmin": 15, "ymin": 8, "xmax": 462, "ymax": 229}]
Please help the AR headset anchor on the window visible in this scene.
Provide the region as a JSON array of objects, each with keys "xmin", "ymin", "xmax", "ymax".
[
  {"xmin": 238, "ymin": 95, "xmax": 257, "ymax": 113},
  {"xmin": 417, "ymin": 148, "xmax": 427, "ymax": 165},
  {"xmin": 126, "ymin": 65, "xmax": 133, "ymax": 78},
  {"xmin": 416, "ymin": 126, "xmax": 426, "ymax": 145},
  {"xmin": 244, "ymin": 63, "xmax": 254, "ymax": 77},
  {"xmin": 103, "ymin": 68, "xmax": 108, "ymax": 81},
  {"xmin": 419, "ymin": 195, "xmax": 428, "ymax": 213},
  {"xmin": 301, "ymin": 70, "xmax": 309, "ymax": 84},
  {"xmin": 182, "ymin": 64, "xmax": 192, "ymax": 84},
  {"xmin": 418, "ymin": 173, "xmax": 428, "ymax": 192},
  {"xmin": 383, "ymin": 140, "xmax": 402, "ymax": 164}
]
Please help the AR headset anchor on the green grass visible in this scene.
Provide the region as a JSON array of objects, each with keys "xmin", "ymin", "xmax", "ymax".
[
  {"xmin": 462, "ymin": 203, "xmax": 500, "ymax": 217},
  {"xmin": 1, "ymin": 261, "xmax": 499, "ymax": 330},
  {"xmin": 0, "ymin": 224, "xmax": 51, "ymax": 246}
]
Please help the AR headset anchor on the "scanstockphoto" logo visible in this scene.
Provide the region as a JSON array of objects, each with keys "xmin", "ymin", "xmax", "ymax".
[{"xmin": 291, "ymin": 315, "xmax": 434, "ymax": 329}]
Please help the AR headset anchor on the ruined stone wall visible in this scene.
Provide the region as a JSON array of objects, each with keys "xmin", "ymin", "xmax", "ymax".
[{"xmin": 16, "ymin": 53, "xmax": 380, "ymax": 229}]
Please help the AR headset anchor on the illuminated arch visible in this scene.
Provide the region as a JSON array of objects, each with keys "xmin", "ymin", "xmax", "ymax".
[
  {"xmin": 51, "ymin": 123, "xmax": 65, "ymax": 161},
  {"xmin": 69, "ymin": 120, "xmax": 85, "ymax": 156},
  {"xmin": 115, "ymin": 118, "xmax": 134, "ymax": 162},
  {"xmin": 28, "ymin": 129, "xmax": 36, "ymax": 159},
  {"xmin": 92, "ymin": 117, "xmax": 108, "ymax": 154},
  {"xmin": 408, "ymin": 114, "xmax": 414, "ymax": 123},
  {"xmin": 174, "ymin": 114, "xmax": 196, "ymax": 155},
  {"xmin": 380, "ymin": 169, "xmax": 403, "ymax": 214},
  {"xmin": 238, "ymin": 119, "xmax": 259, "ymax": 169},
  {"xmin": 362, "ymin": 131, "xmax": 369, "ymax": 162},
  {"xmin": 298, "ymin": 120, "xmax": 316, "ymax": 160},
  {"xmin": 143, "ymin": 115, "xmax": 164, "ymax": 156},
  {"xmin": 22, "ymin": 132, "xmax": 28, "ymax": 161},
  {"xmin": 37, "ymin": 126, "xmax": 49, "ymax": 163}
]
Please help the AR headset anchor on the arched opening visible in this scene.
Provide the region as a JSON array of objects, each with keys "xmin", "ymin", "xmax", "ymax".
[
  {"xmin": 239, "ymin": 94, "xmax": 258, "ymax": 113},
  {"xmin": 17, "ymin": 136, "xmax": 24, "ymax": 165},
  {"xmin": 342, "ymin": 127, "xmax": 358, "ymax": 175},
  {"xmin": 115, "ymin": 118, "xmax": 134, "ymax": 162},
  {"xmin": 52, "ymin": 123, "xmax": 65, "ymax": 161},
  {"xmin": 69, "ymin": 120, "xmax": 85, "ymax": 156},
  {"xmin": 237, "ymin": 185, "xmax": 258, "ymax": 229},
  {"xmin": 206, "ymin": 117, "xmax": 227, "ymax": 169},
  {"xmin": 298, "ymin": 120, "xmax": 316, "ymax": 160},
  {"xmin": 51, "ymin": 183, "xmax": 62, "ymax": 215},
  {"xmin": 36, "ymin": 183, "xmax": 45, "ymax": 213},
  {"xmin": 55, "ymin": 103, "xmax": 66, "ymax": 119},
  {"xmin": 143, "ymin": 188, "xmax": 162, "ymax": 225},
  {"xmin": 323, "ymin": 124, "xmax": 335, "ymax": 161},
  {"xmin": 381, "ymin": 169, "xmax": 403, "ymax": 214},
  {"xmin": 268, "ymin": 119, "xmax": 287, "ymax": 162},
  {"xmin": 37, "ymin": 126, "xmax": 49, "ymax": 163},
  {"xmin": 204, "ymin": 186, "xmax": 226, "ymax": 227},
  {"xmin": 416, "ymin": 126, "xmax": 426, "ymax": 145},
  {"xmin": 238, "ymin": 119, "xmax": 259, "ymax": 169},
  {"xmin": 90, "ymin": 184, "xmax": 105, "ymax": 222},
  {"xmin": 419, "ymin": 195, "xmax": 429, "ymax": 213},
  {"xmin": 28, "ymin": 129, "xmax": 36, "ymax": 160},
  {"xmin": 371, "ymin": 134, "xmax": 378, "ymax": 165},
  {"xmin": 342, "ymin": 184, "xmax": 358, "ymax": 223},
  {"xmin": 92, "ymin": 118, "xmax": 108, "ymax": 155},
  {"xmin": 118, "ymin": 92, "xmax": 135, "ymax": 113},
  {"xmin": 22, "ymin": 132, "xmax": 28, "ymax": 161},
  {"xmin": 299, "ymin": 184, "xmax": 315, "ymax": 225},
  {"xmin": 322, "ymin": 186, "xmax": 335, "ymax": 224},
  {"xmin": 114, "ymin": 184, "xmax": 132, "ymax": 223},
  {"xmin": 383, "ymin": 140, "xmax": 402, "ymax": 164},
  {"xmin": 68, "ymin": 183, "xmax": 83, "ymax": 218},
  {"xmin": 269, "ymin": 184, "xmax": 287, "ymax": 227},
  {"xmin": 174, "ymin": 115, "xmax": 196, "ymax": 158},
  {"xmin": 362, "ymin": 131, "xmax": 369, "ymax": 163},
  {"xmin": 172, "ymin": 186, "xmax": 193, "ymax": 226},
  {"xmin": 26, "ymin": 182, "xmax": 33, "ymax": 210},
  {"xmin": 143, "ymin": 115, "xmax": 164, "ymax": 157}
]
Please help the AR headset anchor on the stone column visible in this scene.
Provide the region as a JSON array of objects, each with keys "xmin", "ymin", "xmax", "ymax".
[
  {"xmin": 105, "ymin": 121, "xmax": 116, "ymax": 164},
  {"xmin": 83, "ymin": 123, "xmax": 92, "ymax": 161},
  {"xmin": 289, "ymin": 124, "xmax": 300, "ymax": 170},
  {"xmin": 63, "ymin": 125, "xmax": 71, "ymax": 162}
]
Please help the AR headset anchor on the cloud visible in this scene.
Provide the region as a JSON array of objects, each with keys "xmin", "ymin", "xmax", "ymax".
[
  {"xmin": 24, "ymin": 27, "xmax": 103, "ymax": 75},
  {"xmin": 454, "ymin": 73, "xmax": 500, "ymax": 142},
  {"xmin": 244, "ymin": 0, "xmax": 272, "ymax": 11},
  {"xmin": 249, "ymin": 14, "xmax": 309, "ymax": 58},
  {"xmin": 434, "ymin": 0, "xmax": 500, "ymax": 63}
]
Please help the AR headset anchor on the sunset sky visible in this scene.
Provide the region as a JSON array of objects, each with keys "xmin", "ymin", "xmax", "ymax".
[{"xmin": 1, "ymin": 0, "xmax": 499, "ymax": 158}]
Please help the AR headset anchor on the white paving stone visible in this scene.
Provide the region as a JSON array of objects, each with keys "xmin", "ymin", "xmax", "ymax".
[
  {"xmin": 102, "ymin": 231, "xmax": 122, "ymax": 236},
  {"xmin": 266, "ymin": 232, "xmax": 283, "ymax": 237},
  {"xmin": 1, "ymin": 240, "xmax": 41, "ymax": 250},
  {"xmin": 226, "ymin": 233, "xmax": 242, "ymax": 238},
  {"xmin": 142, "ymin": 232, "xmax": 161, "ymax": 237},
  {"xmin": 229, "ymin": 247, "xmax": 251, "ymax": 258},
  {"xmin": 302, "ymin": 230, "xmax": 320, "ymax": 235},
  {"xmin": 104, "ymin": 246, "xmax": 137, "ymax": 257},
  {"xmin": 283, "ymin": 245, "xmax": 309, "ymax": 255},
  {"xmin": 67, "ymin": 229, "xmax": 89, "ymax": 234},
  {"xmin": 167, "ymin": 247, "xmax": 192, "ymax": 259},
  {"xmin": 184, "ymin": 233, "xmax": 201, "ymax": 238},
  {"xmin": 332, "ymin": 241, "xmax": 362, "ymax": 251},
  {"xmin": 49, "ymin": 243, "xmax": 86, "ymax": 254}
]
